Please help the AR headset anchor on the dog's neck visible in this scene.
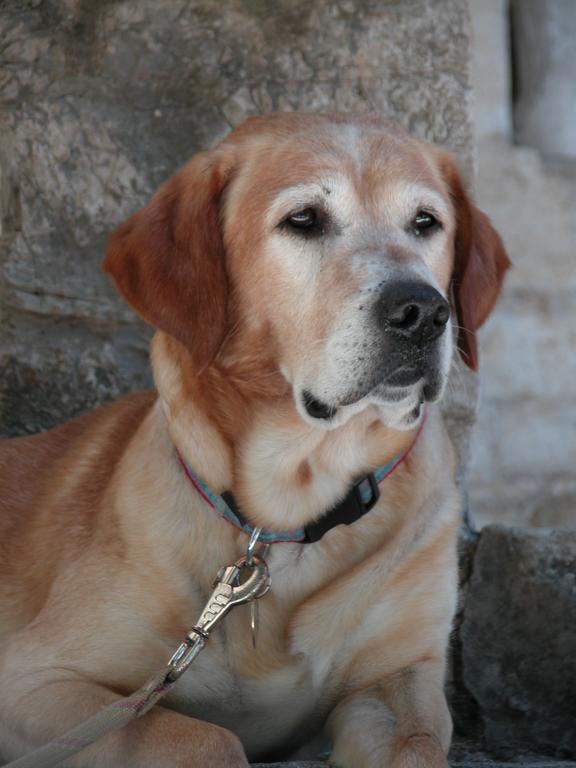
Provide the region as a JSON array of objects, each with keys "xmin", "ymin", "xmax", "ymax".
[{"xmin": 151, "ymin": 332, "xmax": 418, "ymax": 530}]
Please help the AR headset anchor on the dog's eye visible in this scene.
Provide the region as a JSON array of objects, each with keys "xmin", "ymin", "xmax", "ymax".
[
  {"xmin": 280, "ymin": 207, "xmax": 325, "ymax": 238},
  {"xmin": 287, "ymin": 208, "xmax": 318, "ymax": 229},
  {"xmin": 411, "ymin": 210, "xmax": 441, "ymax": 237}
]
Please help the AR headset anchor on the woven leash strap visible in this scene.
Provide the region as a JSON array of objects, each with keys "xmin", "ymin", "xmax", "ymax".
[{"xmin": 4, "ymin": 667, "xmax": 175, "ymax": 768}]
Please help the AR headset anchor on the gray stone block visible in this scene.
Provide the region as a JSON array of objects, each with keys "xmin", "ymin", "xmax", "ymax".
[{"xmin": 461, "ymin": 526, "xmax": 576, "ymax": 758}]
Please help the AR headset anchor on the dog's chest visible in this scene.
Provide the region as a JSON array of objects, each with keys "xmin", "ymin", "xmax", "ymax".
[
  {"xmin": 162, "ymin": 546, "xmax": 349, "ymax": 754},
  {"xmin": 165, "ymin": 640, "xmax": 327, "ymax": 755}
]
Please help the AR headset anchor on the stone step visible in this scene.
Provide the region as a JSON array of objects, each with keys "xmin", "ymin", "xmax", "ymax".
[
  {"xmin": 249, "ymin": 737, "xmax": 576, "ymax": 767},
  {"xmin": 451, "ymin": 762, "xmax": 576, "ymax": 767},
  {"xmin": 253, "ymin": 758, "xmax": 576, "ymax": 767},
  {"xmin": 250, "ymin": 737, "xmax": 576, "ymax": 765}
]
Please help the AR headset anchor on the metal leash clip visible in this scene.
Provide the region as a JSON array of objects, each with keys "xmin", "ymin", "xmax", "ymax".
[{"xmin": 166, "ymin": 553, "xmax": 271, "ymax": 681}]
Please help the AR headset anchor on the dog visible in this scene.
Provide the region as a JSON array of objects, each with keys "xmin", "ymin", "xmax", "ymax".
[{"xmin": 0, "ymin": 113, "xmax": 509, "ymax": 767}]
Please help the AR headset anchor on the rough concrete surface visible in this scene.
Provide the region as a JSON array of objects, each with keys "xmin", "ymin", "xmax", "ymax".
[{"xmin": 0, "ymin": 0, "xmax": 474, "ymax": 441}]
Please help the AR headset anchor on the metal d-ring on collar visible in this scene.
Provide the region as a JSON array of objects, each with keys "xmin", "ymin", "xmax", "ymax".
[{"xmin": 246, "ymin": 526, "xmax": 263, "ymax": 565}]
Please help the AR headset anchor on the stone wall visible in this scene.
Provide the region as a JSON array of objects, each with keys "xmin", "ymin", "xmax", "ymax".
[{"xmin": 468, "ymin": 0, "xmax": 576, "ymax": 529}]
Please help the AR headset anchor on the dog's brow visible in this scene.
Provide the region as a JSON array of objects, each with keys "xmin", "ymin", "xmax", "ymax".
[
  {"xmin": 389, "ymin": 182, "xmax": 451, "ymax": 220},
  {"xmin": 266, "ymin": 181, "xmax": 341, "ymax": 225}
]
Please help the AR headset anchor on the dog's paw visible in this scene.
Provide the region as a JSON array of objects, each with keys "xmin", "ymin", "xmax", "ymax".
[
  {"xmin": 391, "ymin": 734, "xmax": 448, "ymax": 768},
  {"xmin": 179, "ymin": 724, "xmax": 250, "ymax": 768}
]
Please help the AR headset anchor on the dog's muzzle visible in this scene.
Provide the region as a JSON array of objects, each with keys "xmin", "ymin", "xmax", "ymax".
[{"xmin": 301, "ymin": 280, "xmax": 450, "ymax": 422}]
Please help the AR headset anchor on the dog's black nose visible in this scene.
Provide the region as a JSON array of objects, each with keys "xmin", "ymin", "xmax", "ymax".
[{"xmin": 376, "ymin": 281, "xmax": 450, "ymax": 343}]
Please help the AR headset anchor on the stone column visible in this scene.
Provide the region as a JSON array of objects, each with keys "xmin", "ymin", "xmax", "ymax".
[{"xmin": 511, "ymin": 0, "xmax": 576, "ymax": 159}]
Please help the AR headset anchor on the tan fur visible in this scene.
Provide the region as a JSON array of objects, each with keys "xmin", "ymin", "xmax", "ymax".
[{"xmin": 0, "ymin": 113, "xmax": 509, "ymax": 767}]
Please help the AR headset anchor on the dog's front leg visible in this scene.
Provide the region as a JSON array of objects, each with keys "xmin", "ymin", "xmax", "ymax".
[
  {"xmin": 327, "ymin": 660, "xmax": 451, "ymax": 768},
  {"xmin": 0, "ymin": 676, "xmax": 249, "ymax": 768}
]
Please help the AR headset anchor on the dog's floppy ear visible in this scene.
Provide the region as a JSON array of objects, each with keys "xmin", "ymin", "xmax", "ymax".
[
  {"xmin": 103, "ymin": 150, "xmax": 234, "ymax": 370},
  {"xmin": 439, "ymin": 155, "xmax": 511, "ymax": 370}
]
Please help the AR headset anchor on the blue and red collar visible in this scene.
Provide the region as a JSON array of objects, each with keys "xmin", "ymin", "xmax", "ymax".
[{"xmin": 176, "ymin": 412, "xmax": 426, "ymax": 545}]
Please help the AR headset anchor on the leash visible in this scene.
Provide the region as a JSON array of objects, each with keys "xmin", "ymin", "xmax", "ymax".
[{"xmin": 3, "ymin": 549, "xmax": 270, "ymax": 768}]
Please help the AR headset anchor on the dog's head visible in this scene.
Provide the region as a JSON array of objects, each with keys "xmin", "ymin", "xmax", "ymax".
[{"xmin": 104, "ymin": 113, "xmax": 509, "ymax": 431}]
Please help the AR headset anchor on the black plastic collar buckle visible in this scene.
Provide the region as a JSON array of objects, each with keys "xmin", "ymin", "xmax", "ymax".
[{"xmin": 304, "ymin": 472, "xmax": 380, "ymax": 543}]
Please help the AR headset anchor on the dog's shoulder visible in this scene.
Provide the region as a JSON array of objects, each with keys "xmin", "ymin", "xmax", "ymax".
[{"xmin": 0, "ymin": 391, "xmax": 156, "ymax": 530}]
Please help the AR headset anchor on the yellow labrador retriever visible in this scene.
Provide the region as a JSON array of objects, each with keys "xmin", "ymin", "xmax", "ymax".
[{"xmin": 0, "ymin": 113, "xmax": 509, "ymax": 767}]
